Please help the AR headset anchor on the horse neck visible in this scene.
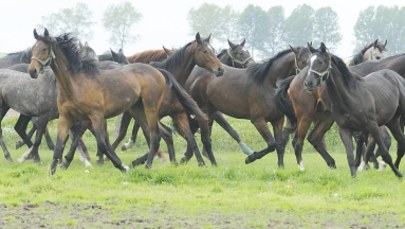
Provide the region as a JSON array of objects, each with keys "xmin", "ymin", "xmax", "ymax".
[
  {"xmin": 168, "ymin": 46, "xmax": 196, "ymax": 86},
  {"xmin": 219, "ymin": 53, "xmax": 232, "ymax": 67},
  {"xmin": 50, "ymin": 46, "xmax": 75, "ymax": 98},
  {"xmin": 267, "ymin": 53, "xmax": 296, "ymax": 86}
]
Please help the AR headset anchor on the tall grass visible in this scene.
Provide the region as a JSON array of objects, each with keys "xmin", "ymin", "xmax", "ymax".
[{"xmin": 0, "ymin": 115, "xmax": 404, "ymax": 227}]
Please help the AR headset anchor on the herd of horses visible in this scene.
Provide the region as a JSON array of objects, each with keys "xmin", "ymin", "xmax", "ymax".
[{"xmin": 1, "ymin": 27, "xmax": 404, "ymax": 178}]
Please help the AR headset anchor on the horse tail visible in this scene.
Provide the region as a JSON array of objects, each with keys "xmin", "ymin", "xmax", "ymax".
[
  {"xmin": 157, "ymin": 68, "xmax": 207, "ymax": 121},
  {"xmin": 275, "ymin": 75, "xmax": 297, "ymax": 127}
]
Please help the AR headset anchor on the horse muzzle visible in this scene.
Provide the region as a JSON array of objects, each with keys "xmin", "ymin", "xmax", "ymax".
[{"xmin": 214, "ymin": 67, "xmax": 224, "ymax": 77}]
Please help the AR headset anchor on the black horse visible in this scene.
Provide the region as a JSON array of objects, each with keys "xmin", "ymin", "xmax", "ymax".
[{"xmin": 303, "ymin": 42, "xmax": 405, "ymax": 178}]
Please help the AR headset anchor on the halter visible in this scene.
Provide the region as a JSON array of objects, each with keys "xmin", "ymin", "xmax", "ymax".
[
  {"xmin": 308, "ymin": 54, "xmax": 332, "ymax": 82},
  {"xmin": 294, "ymin": 55, "xmax": 304, "ymax": 75},
  {"xmin": 31, "ymin": 47, "xmax": 55, "ymax": 67},
  {"xmin": 227, "ymin": 48, "xmax": 253, "ymax": 68}
]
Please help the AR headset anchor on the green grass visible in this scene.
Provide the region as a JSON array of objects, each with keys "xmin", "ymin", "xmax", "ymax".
[{"xmin": 0, "ymin": 115, "xmax": 404, "ymax": 227}]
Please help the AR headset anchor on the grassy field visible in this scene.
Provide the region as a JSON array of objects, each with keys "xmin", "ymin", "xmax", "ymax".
[{"xmin": 0, "ymin": 116, "xmax": 404, "ymax": 228}]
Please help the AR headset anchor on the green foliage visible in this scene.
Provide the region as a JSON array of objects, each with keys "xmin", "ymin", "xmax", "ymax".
[
  {"xmin": 313, "ymin": 7, "xmax": 342, "ymax": 51},
  {"xmin": 102, "ymin": 1, "xmax": 142, "ymax": 50},
  {"xmin": 40, "ymin": 3, "xmax": 95, "ymax": 40},
  {"xmin": 284, "ymin": 4, "xmax": 315, "ymax": 47},
  {"xmin": 354, "ymin": 5, "xmax": 405, "ymax": 54},
  {"xmin": 262, "ymin": 6, "xmax": 286, "ymax": 57},
  {"xmin": 187, "ymin": 3, "xmax": 237, "ymax": 42}
]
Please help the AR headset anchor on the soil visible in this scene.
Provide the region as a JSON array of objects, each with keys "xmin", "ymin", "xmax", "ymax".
[{"xmin": 0, "ymin": 202, "xmax": 403, "ymax": 229}]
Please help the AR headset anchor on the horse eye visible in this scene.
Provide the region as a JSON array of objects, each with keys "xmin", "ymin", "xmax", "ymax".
[{"xmin": 376, "ymin": 56, "xmax": 381, "ymax": 60}]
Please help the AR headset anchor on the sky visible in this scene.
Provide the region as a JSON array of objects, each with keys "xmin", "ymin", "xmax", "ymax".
[{"xmin": 0, "ymin": 0, "xmax": 402, "ymax": 59}]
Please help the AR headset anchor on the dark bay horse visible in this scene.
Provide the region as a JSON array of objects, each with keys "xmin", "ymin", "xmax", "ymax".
[
  {"xmin": 185, "ymin": 46, "xmax": 311, "ymax": 168},
  {"xmin": 112, "ymin": 33, "xmax": 224, "ymax": 167},
  {"xmin": 217, "ymin": 39, "xmax": 255, "ymax": 68},
  {"xmin": 29, "ymin": 29, "xmax": 170, "ymax": 174},
  {"xmin": 303, "ymin": 42, "xmax": 405, "ymax": 178},
  {"xmin": 277, "ymin": 40, "xmax": 393, "ymax": 171}
]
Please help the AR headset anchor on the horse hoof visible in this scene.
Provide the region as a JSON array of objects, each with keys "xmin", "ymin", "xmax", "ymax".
[
  {"xmin": 15, "ymin": 141, "xmax": 24, "ymax": 149},
  {"xmin": 121, "ymin": 164, "xmax": 130, "ymax": 172},
  {"xmin": 245, "ymin": 154, "xmax": 256, "ymax": 164},
  {"xmin": 198, "ymin": 161, "xmax": 205, "ymax": 167},
  {"xmin": 131, "ymin": 159, "xmax": 143, "ymax": 168},
  {"xmin": 5, "ymin": 156, "xmax": 13, "ymax": 163},
  {"xmin": 96, "ymin": 159, "xmax": 104, "ymax": 166},
  {"xmin": 180, "ymin": 157, "xmax": 188, "ymax": 164}
]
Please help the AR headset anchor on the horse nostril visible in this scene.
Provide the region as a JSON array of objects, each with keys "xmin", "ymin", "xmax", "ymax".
[
  {"xmin": 217, "ymin": 67, "xmax": 224, "ymax": 76},
  {"xmin": 29, "ymin": 68, "xmax": 38, "ymax": 79}
]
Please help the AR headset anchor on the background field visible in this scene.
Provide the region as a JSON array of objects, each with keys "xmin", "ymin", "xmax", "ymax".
[{"xmin": 0, "ymin": 115, "xmax": 404, "ymax": 228}]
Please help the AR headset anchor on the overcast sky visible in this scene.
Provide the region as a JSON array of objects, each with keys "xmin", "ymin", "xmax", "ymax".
[{"xmin": 0, "ymin": 0, "xmax": 402, "ymax": 59}]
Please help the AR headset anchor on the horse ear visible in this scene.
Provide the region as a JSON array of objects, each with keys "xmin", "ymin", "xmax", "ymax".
[
  {"xmin": 118, "ymin": 48, "xmax": 124, "ymax": 54},
  {"xmin": 33, "ymin": 29, "xmax": 39, "ymax": 39},
  {"xmin": 205, "ymin": 33, "xmax": 212, "ymax": 43},
  {"xmin": 307, "ymin": 42, "xmax": 316, "ymax": 53},
  {"xmin": 373, "ymin": 39, "xmax": 379, "ymax": 48},
  {"xmin": 44, "ymin": 28, "xmax": 49, "ymax": 37},
  {"xmin": 196, "ymin": 32, "xmax": 202, "ymax": 44},
  {"xmin": 228, "ymin": 39, "xmax": 236, "ymax": 49},
  {"xmin": 320, "ymin": 42, "xmax": 327, "ymax": 52},
  {"xmin": 84, "ymin": 41, "xmax": 89, "ymax": 47},
  {"xmin": 384, "ymin": 40, "xmax": 387, "ymax": 47},
  {"xmin": 289, "ymin": 45, "xmax": 298, "ymax": 54},
  {"xmin": 240, "ymin": 38, "xmax": 246, "ymax": 47},
  {"xmin": 163, "ymin": 46, "xmax": 171, "ymax": 55}
]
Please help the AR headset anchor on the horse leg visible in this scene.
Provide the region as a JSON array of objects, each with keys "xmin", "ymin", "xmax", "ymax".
[
  {"xmin": 14, "ymin": 115, "xmax": 33, "ymax": 149},
  {"xmin": 272, "ymin": 117, "xmax": 286, "ymax": 168},
  {"xmin": 61, "ymin": 122, "xmax": 90, "ymax": 170},
  {"xmin": 50, "ymin": 116, "xmax": 73, "ymax": 175},
  {"xmin": 245, "ymin": 118, "xmax": 277, "ymax": 165},
  {"xmin": 111, "ymin": 112, "xmax": 132, "ymax": 150},
  {"xmin": 307, "ymin": 115, "xmax": 336, "ymax": 169},
  {"xmin": 197, "ymin": 114, "xmax": 217, "ymax": 166},
  {"xmin": 19, "ymin": 117, "xmax": 49, "ymax": 163},
  {"xmin": 44, "ymin": 126, "xmax": 55, "ymax": 150},
  {"xmin": 370, "ymin": 120, "xmax": 402, "ymax": 177},
  {"xmin": 290, "ymin": 115, "xmax": 312, "ymax": 170},
  {"xmin": 213, "ymin": 111, "xmax": 253, "ymax": 155},
  {"xmin": 121, "ymin": 121, "xmax": 139, "ymax": 151},
  {"xmin": 0, "ymin": 104, "xmax": 12, "ymax": 162},
  {"xmin": 15, "ymin": 125, "xmax": 35, "ymax": 149},
  {"xmin": 89, "ymin": 114, "xmax": 128, "ymax": 172},
  {"xmin": 363, "ymin": 135, "xmax": 380, "ymax": 170},
  {"xmin": 174, "ymin": 113, "xmax": 205, "ymax": 166},
  {"xmin": 337, "ymin": 127, "xmax": 356, "ymax": 178}
]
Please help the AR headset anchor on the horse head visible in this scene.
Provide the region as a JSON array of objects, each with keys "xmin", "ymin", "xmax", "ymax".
[
  {"xmin": 290, "ymin": 43, "xmax": 311, "ymax": 74},
  {"xmin": 29, "ymin": 28, "xmax": 55, "ymax": 78},
  {"xmin": 364, "ymin": 39, "xmax": 388, "ymax": 61},
  {"xmin": 194, "ymin": 32, "xmax": 224, "ymax": 76},
  {"xmin": 111, "ymin": 48, "xmax": 129, "ymax": 65},
  {"xmin": 225, "ymin": 38, "xmax": 255, "ymax": 68},
  {"xmin": 304, "ymin": 42, "xmax": 332, "ymax": 92}
]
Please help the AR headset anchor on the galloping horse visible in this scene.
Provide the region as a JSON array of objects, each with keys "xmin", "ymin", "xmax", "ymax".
[
  {"xmin": 113, "ymin": 33, "xmax": 224, "ymax": 167},
  {"xmin": 217, "ymin": 39, "xmax": 255, "ymax": 68},
  {"xmin": 276, "ymin": 39, "xmax": 391, "ymax": 171},
  {"xmin": 29, "ymin": 28, "xmax": 170, "ymax": 174},
  {"xmin": 185, "ymin": 46, "xmax": 311, "ymax": 168},
  {"xmin": 303, "ymin": 42, "xmax": 405, "ymax": 178}
]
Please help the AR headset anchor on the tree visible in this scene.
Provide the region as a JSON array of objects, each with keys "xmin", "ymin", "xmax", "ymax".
[
  {"xmin": 40, "ymin": 2, "xmax": 95, "ymax": 40},
  {"xmin": 187, "ymin": 3, "xmax": 238, "ymax": 44},
  {"xmin": 237, "ymin": 5, "xmax": 270, "ymax": 58},
  {"xmin": 313, "ymin": 7, "xmax": 342, "ymax": 52},
  {"xmin": 354, "ymin": 6, "xmax": 405, "ymax": 54},
  {"xmin": 262, "ymin": 6, "xmax": 286, "ymax": 57},
  {"xmin": 102, "ymin": 1, "xmax": 142, "ymax": 50},
  {"xmin": 284, "ymin": 4, "xmax": 315, "ymax": 47}
]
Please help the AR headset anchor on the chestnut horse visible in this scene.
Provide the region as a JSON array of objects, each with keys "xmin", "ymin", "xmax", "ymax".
[
  {"xmin": 185, "ymin": 46, "xmax": 311, "ymax": 168},
  {"xmin": 29, "ymin": 29, "xmax": 170, "ymax": 174}
]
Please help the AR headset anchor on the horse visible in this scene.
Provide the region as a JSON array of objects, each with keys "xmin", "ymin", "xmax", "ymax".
[
  {"xmin": 112, "ymin": 33, "xmax": 224, "ymax": 167},
  {"xmin": 276, "ymin": 39, "xmax": 392, "ymax": 171},
  {"xmin": 185, "ymin": 46, "xmax": 311, "ymax": 168},
  {"xmin": 0, "ymin": 48, "xmax": 32, "ymax": 68},
  {"xmin": 303, "ymin": 42, "xmax": 405, "ymax": 178},
  {"xmin": 0, "ymin": 67, "xmax": 59, "ymax": 163},
  {"xmin": 217, "ymin": 39, "xmax": 255, "ymax": 68},
  {"xmin": 28, "ymin": 28, "xmax": 170, "ymax": 174},
  {"xmin": 126, "ymin": 46, "xmax": 175, "ymax": 64},
  {"xmin": 349, "ymin": 39, "xmax": 388, "ymax": 66}
]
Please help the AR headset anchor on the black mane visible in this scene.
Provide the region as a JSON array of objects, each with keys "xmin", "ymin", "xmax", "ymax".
[
  {"xmin": 150, "ymin": 42, "xmax": 192, "ymax": 71},
  {"xmin": 331, "ymin": 54, "xmax": 360, "ymax": 88},
  {"xmin": 247, "ymin": 49, "xmax": 292, "ymax": 84},
  {"xmin": 53, "ymin": 33, "xmax": 99, "ymax": 76},
  {"xmin": 216, "ymin": 49, "xmax": 227, "ymax": 58},
  {"xmin": 349, "ymin": 41, "xmax": 385, "ymax": 66}
]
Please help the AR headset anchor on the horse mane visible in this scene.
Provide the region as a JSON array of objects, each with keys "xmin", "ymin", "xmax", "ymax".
[
  {"xmin": 52, "ymin": 33, "xmax": 99, "ymax": 76},
  {"xmin": 6, "ymin": 48, "xmax": 32, "ymax": 63},
  {"xmin": 216, "ymin": 49, "xmax": 227, "ymax": 58},
  {"xmin": 331, "ymin": 54, "xmax": 360, "ymax": 88},
  {"xmin": 127, "ymin": 49, "xmax": 169, "ymax": 63},
  {"xmin": 150, "ymin": 42, "xmax": 192, "ymax": 71},
  {"xmin": 247, "ymin": 49, "xmax": 292, "ymax": 84}
]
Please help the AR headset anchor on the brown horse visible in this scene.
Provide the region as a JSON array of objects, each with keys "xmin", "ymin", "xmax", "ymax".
[
  {"xmin": 29, "ymin": 28, "xmax": 169, "ymax": 174},
  {"xmin": 276, "ymin": 40, "xmax": 393, "ymax": 171},
  {"xmin": 185, "ymin": 46, "xmax": 311, "ymax": 168},
  {"xmin": 217, "ymin": 38, "xmax": 255, "ymax": 68},
  {"xmin": 113, "ymin": 33, "xmax": 224, "ymax": 167}
]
